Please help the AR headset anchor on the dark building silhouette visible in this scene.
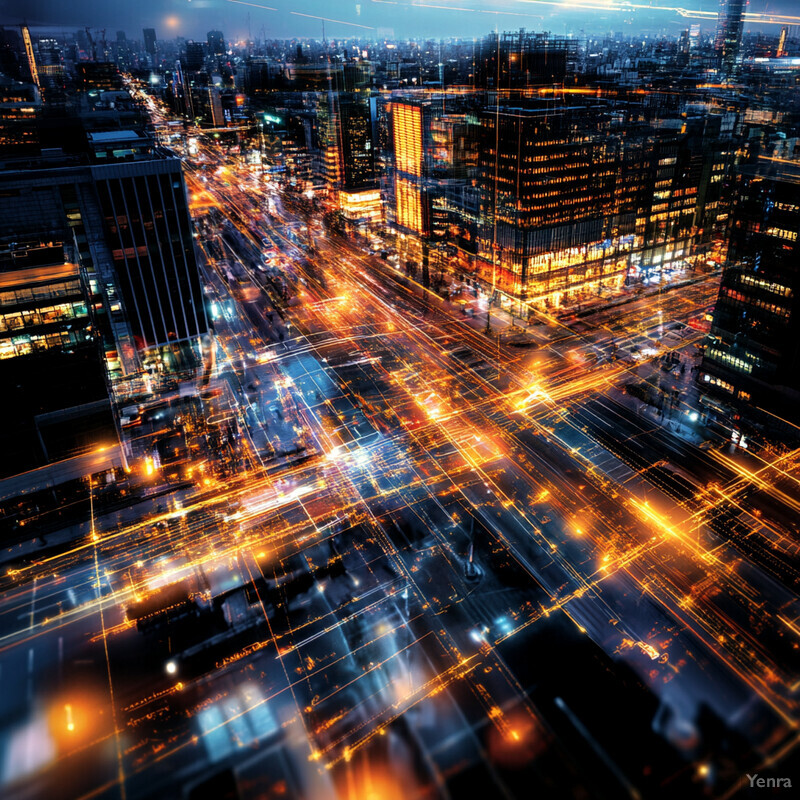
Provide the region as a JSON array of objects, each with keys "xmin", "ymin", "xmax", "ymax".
[
  {"xmin": 76, "ymin": 62, "xmax": 123, "ymax": 92},
  {"xmin": 185, "ymin": 42, "xmax": 206, "ymax": 73},
  {"xmin": 0, "ymin": 28, "xmax": 22, "ymax": 81},
  {"xmin": 207, "ymin": 30, "xmax": 225, "ymax": 56},
  {"xmin": 143, "ymin": 27, "xmax": 157, "ymax": 59},
  {"xmin": 335, "ymin": 97, "xmax": 377, "ymax": 192},
  {"xmin": 474, "ymin": 31, "xmax": 575, "ymax": 90}
]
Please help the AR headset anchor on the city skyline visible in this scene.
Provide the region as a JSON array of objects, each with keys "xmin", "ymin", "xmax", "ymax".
[{"xmin": 1, "ymin": 5, "xmax": 800, "ymax": 800}]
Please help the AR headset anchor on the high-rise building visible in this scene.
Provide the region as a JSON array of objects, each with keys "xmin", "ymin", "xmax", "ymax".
[
  {"xmin": 714, "ymin": 0, "xmax": 745, "ymax": 74},
  {"xmin": 305, "ymin": 61, "xmax": 379, "ymax": 223},
  {"xmin": 332, "ymin": 96, "xmax": 380, "ymax": 223},
  {"xmin": 335, "ymin": 97, "xmax": 377, "ymax": 193},
  {"xmin": 474, "ymin": 31, "xmax": 575, "ymax": 90},
  {"xmin": 35, "ymin": 37, "xmax": 64, "ymax": 95},
  {"xmin": 777, "ymin": 26, "xmax": 789, "ymax": 57},
  {"xmin": 0, "ymin": 129, "xmax": 208, "ymax": 377},
  {"xmin": 383, "ymin": 94, "xmax": 480, "ymax": 268},
  {"xmin": 185, "ymin": 42, "xmax": 206, "ymax": 73},
  {"xmin": 390, "ymin": 100, "xmax": 427, "ymax": 236},
  {"xmin": 207, "ymin": 30, "xmax": 225, "ymax": 56},
  {"xmin": 143, "ymin": 27, "xmax": 157, "ymax": 61},
  {"xmin": 476, "ymin": 101, "xmax": 633, "ymax": 303},
  {"xmin": 700, "ymin": 160, "xmax": 800, "ymax": 421},
  {"xmin": 172, "ymin": 60, "xmax": 194, "ymax": 120}
]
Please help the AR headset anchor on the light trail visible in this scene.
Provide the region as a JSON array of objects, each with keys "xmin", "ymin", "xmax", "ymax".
[
  {"xmin": 289, "ymin": 11, "xmax": 376, "ymax": 30},
  {"xmin": 8, "ymin": 93, "xmax": 800, "ymax": 799}
]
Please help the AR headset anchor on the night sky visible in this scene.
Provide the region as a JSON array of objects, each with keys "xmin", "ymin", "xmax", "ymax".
[{"xmin": 7, "ymin": 0, "xmax": 798, "ymax": 41}]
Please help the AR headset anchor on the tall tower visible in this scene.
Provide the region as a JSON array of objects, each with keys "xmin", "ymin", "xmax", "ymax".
[
  {"xmin": 143, "ymin": 27, "xmax": 157, "ymax": 65},
  {"xmin": 715, "ymin": 0, "xmax": 746, "ymax": 74},
  {"xmin": 20, "ymin": 25, "xmax": 40, "ymax": 90},
  {"xmin": 777, "ymin": 26, "xmax": 788, "ymax": 57}
]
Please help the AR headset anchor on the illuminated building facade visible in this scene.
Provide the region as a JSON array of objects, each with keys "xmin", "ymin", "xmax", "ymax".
[
  {"xmin": 477, "ymin": 102, "xmax": 633, "ymax": 305},
  {"xmin": 0, "ymin": 82, "xmax": 41, "ymax": 155},
  {"xmin": 777, "ymin": 26, "xmax": 789, "ymax": 58},
  {"xmin": 338, "ymin": 189, "xmax": 382, "ymax": 224},
  {"xmin": 700, "ymin": 161, "xmax": 800, "ymax": 421},
  {"xmin": 472, "ymin": 94, "xmax": 736, "ymax": 306},
  {"xmin": 315, "ymin": 69, "xmax": 380, "ymax": 224},
  {"xmin": 20, "ymin": 25, "xmax": 39, "ymax": 90},
  {"xmin": 34, "ymin": 37, "xmax": 65, "ymax": 100},
  {"xmin": 390, "ymin": 101, "xmax": 427, "ymax": 235},
  {"xmin": 715, "ymin": 0, "xmax": 745, "ymax": 74},
  {"xmin": 0, "ymin": 245, "xmax": 92, "ymax": 361},
  {"xmin": 633, "ymin": 111, "xmax": 735, "ymax": 285}
]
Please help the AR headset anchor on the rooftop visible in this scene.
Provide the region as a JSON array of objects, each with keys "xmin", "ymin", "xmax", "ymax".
[{"xmin": 86, "ymin": 129, "xmax": 147, "ymax": 143}]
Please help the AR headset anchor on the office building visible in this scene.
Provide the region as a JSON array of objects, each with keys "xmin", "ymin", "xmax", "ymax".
[
  {"xmin": 185, "ymin": 42, "xmax": 206, "ymax": 73},
  {"xmin": 715, "ymin": 0, "xmax": 745, "ymax": 74},
  {"xmin": 77, "ymin": 61, "xmax": 123, "ymax": 92},
  {"xmin": 476, "ymin": 101, "xmax": 633, "ymax": 304},
  {"xmin": 335, "ymin": 97, "xmax": 377, "ymax": 192},
  {"xmin": 333, "ymin": 97, "xmax": 381, "ymax": 223},
  {"xmin": 207, "ymin": 30, "xmax": 225, "ymax": 57},
  {"xmin": 0, "ymin": 241, "xmax": 113, "ymax": 475},
  {"xmin": 700, "ymin": 160, "xmax": 800, "ymax": 422},
  {"xmin": 777, "ymin": 26, "xmax": 789, "ymax": 58},
  {"xmin": 0, "ymin": 243, "xmax": 92, "ymax": 362},
  {"xmin": 390, "ymin": 100, "xmax": 427, "ymax": 236},
  {"xmin": 0, "ymin": 80, "xmax": 41, "ymax": 155},
  {"xmin": 143, "ymin": 27, "xmax": 157, "ymax": 61},
  {"xmin": 0, "ymin": 129, "xmax": 208, "ymax": 378},
  {"xmin": 474, "ymin": 31, "xmax": 575, "ymax": 90}
]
